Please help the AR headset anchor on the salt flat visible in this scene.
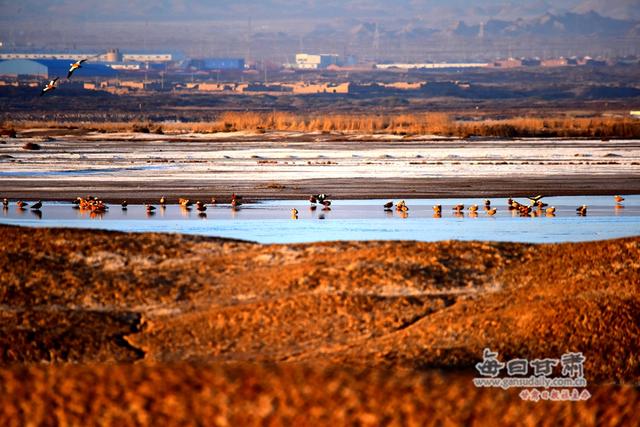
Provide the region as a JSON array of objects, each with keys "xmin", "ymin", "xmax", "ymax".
[{"xmin": 1, "ymin": 132, "xmax": 639, "ymax": 200}]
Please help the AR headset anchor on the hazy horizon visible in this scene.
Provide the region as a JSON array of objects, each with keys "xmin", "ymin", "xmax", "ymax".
[{"xmin": 1, "ymin": 1, "xmax": 639, "ymax": 61}]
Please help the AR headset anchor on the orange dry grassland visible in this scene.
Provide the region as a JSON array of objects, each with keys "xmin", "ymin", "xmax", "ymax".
[
  {"xmin": 0, "ymin": 225, "xmax": 639, "ymax": 425},
  {"xmin": 5, "ymin": 112, "xmax": 640, "ymax": 138}
]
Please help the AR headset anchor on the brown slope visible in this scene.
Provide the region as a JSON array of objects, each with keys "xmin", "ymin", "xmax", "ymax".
[{"xmin": 0, "ymin": 225, "xmax": 638, "ymax": 385}]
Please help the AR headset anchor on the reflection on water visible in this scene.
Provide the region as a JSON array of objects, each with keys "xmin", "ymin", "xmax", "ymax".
[{"xmin": 0, "ymin": 196, "xmax": 639, "ymax": 244}]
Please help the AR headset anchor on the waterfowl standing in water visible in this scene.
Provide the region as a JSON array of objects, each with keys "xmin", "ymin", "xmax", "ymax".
[
  {"xmin": 468, "ymin": 204, "xmax": 478, "ymax": 213},
  {"xmin": 121, "ymin": 201, "xmax": 128, "ymax": 209},
  {"xmin": 160, "ymin": 196, "xmax": 166, "ymax": 206},
  {"xmin": 518, "ymin": 205, "xmax": 532, "ymax": 216},
  {"xmin": 291, "ymin": 208, "xmax": 299, "ymax": 219},
  {"xmin": 486, "ymin": 208, "xmax": 497, "ymax": 216},
  {"xmin": 231, "ymin": 193, "xmax": 242, "ymax": 208},
  {"xmin": 179, "ymin": 198, "xmax": 193, "ymax": 207},
  {"xmin": 576, "ymin": 205, "xmax": 587, "ymax": 216},
  {"xmin": 31, "ymin": 200, "xmax": 42, "ymax": 210},
  {"xmin": 614, "ymin": 195, "xmax": 624, "ymax": 203},
  {"xmin": 383, "ymin": 201, "xmax": 393, "ymax": 210},
  {"xmin": 16, "ymin": 200, "xmax": 28, "ymax": 209},
  {"xmin": 2, "ymin": 198, "xmax": 8, "ymax": 208}
]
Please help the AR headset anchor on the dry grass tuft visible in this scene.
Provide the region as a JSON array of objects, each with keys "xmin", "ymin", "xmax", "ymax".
[{"xmin": 6, "ymin": 113, "xmax": 640, "ymax": 138}]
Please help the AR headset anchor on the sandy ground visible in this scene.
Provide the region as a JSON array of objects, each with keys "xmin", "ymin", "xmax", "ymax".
[
  {"xmin": 1, "ymin": 225, "xmax": 639, "ymax": 424},
  {"xmin": 1, "ymin": 131, "xmax": 639, "ymax": 202},
  {"xmin": 1, "ymin": 365, "xmax": 637, "ymax": 426}
]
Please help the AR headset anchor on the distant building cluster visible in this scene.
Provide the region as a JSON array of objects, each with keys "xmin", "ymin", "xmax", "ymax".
[
  {"xmin": 490, "ymin": 56, "xmax": 610, "ymax": 68},
  {"xmin": 181, "ymin": 81, "xmax": 351, "ymax": 95},
  {"xmin": 0, "ymin": 46, "xmax": 638, "ymax": 96}
]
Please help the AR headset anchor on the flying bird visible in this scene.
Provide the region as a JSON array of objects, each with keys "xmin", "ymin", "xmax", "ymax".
[
  {"xmin": 527, "ymin": 194, "xmax": 545, "ymax": 204},
  {"xmin": 67, "ymin": 59, "xmax": 87, "ymax": 79},
  {"xmin": 40, "ymin": 77, "xmax": 59, "ymax": 96}
]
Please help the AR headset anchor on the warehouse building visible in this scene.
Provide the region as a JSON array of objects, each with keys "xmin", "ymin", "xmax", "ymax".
[
  {"xmin": 0, "ymin": 59, "xmax": 117, "ymax": 79},
  {"xmin": 0, "ymin": 49, "xmax": 179, "ymax": 64}
]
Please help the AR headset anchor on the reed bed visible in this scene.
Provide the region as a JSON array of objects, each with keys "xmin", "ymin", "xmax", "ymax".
[{"xmin": 5, "ymin": 113, "xmax": 640, "ymax": 138}]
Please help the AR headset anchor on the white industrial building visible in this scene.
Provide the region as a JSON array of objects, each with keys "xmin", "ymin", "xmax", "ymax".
[
  {"xmin": 295, "ymin": 54, "xmax": 340, "ymax": 69},
  {"xmin": 0, "ymin": 49, "xmax": 176, "ymax": 63}
]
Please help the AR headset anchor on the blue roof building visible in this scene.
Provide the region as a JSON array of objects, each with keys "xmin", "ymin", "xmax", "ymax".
[{"xmin": 0, "ymin": 59, "xmax": 117, "ymax": 78}]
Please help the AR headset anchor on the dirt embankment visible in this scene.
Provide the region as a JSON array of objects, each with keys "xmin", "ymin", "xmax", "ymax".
[{"xmin": 0, "ymin": 225, "xmax": 639, "ymax": 425}]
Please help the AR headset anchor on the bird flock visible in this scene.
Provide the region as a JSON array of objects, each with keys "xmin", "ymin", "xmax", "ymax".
[
  {"xmin": 1, "ymin": 194, "xmax": 244, "ymax": 219},
  {"xmin": 0, "ymin": 194, "xmax": 628, "ymax": 220},
  {"xmin": 379, "ymin": 194, "xmax": 626, "ymax": 218},
  {"xmin": 39, "ymin": 58, "xmax": 88, "ymax": 96}
]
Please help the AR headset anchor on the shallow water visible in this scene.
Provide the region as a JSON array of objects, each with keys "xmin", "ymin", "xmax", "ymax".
[{"xmin": 1, "ymin": 196, "xmax": 638, "ymax": 244}]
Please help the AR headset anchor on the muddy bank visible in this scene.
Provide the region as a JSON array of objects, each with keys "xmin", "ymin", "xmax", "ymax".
[{"xmin": 2, "ymin": 175, "xmax": 640, "ymax": 203}]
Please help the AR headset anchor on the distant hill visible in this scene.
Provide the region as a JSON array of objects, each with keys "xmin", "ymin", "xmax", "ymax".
[
  {"xmin": 0, "ymin": 0, "xmax": 630, "ymax": 24},
  {"xmin": 447, "ymin": 11, "xmax": 636, "ymax": 38},
  {"xmin": 573, "ymin": 0, "xmax": 640, "ymax": 21}
]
